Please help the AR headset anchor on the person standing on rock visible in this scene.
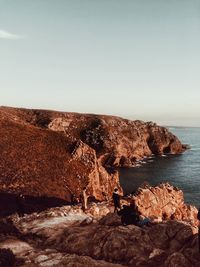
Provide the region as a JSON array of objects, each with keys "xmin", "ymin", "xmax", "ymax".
[
  {"xmin": 112, "ymin": 188, "xmax": 121, "ymax": 213},
  {"xmin": 81, "ymin": 187, "xmax": 88, "ymax": 212},
  {"xmin": 17, "ymin": 194, "xmax": 25, "ymax": 217}
]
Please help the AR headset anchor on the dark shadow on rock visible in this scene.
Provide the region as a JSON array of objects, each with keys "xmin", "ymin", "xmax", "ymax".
[
  {"xmin": 0, "ymin": 218, "xmax": 21, "ymax": 236},
  {"xmin": 0, "ymin": 193, "xmax": 70, "ymax": 217}
]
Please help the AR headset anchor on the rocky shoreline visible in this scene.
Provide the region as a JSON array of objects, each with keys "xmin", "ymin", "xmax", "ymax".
[
  {"xmin": 1, "ymin": 107, "xmax": 196, "ymax": 266},
  {"xmin": 0, "ymin": 106, "xmax": 187, "ymax": 204},
  {"xmin": 0, "ymin": 183, "xmax": 200, "ymax": 267}
]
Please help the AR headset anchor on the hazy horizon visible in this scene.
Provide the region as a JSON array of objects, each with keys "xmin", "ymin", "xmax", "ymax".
[
  {"xmin": 1, "ymin": 104, "xmax": 200, "ymax": 128},
  {"xmin": 0, "ymin": 0, "xmax": 200, "ymax": 127}
]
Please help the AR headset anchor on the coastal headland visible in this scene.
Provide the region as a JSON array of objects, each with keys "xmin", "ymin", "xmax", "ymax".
[
  {"xmin": 0, "ymin": 107, "xmax": 199, "ymax": 266},
  {"xmin": 0, "ymin": 106, "xmax": 187, "ymax": 206}
]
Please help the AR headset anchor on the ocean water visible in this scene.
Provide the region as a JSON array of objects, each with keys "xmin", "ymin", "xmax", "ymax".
[{"xmin": 119, "ymin": 127, "xmax": 200, "ymax": 207}]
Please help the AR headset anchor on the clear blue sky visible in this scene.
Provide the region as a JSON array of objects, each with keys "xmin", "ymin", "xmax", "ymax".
[{"xmin": 0, "ymin": 0, "xmax": 199, "ymax": 126}]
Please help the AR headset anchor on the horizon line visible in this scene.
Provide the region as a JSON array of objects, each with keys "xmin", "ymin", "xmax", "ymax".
[{"xmin": 1, "ymin": 104, "xmax": 200, "ymax": 128}]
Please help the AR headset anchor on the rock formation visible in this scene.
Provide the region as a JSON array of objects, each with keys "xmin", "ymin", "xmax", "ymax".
[
  {"xmin": 0, "ymin": 183, "xmax": 199, "ymax": 267},
  {"xmin": 133, "ymin": 183, "xmax": 198, "ymax": 226},
  {"xmin": 0, "ymin": 106, "xmax": 186, "ymax": 204}
]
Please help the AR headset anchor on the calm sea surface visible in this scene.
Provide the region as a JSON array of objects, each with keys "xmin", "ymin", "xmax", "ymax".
[{"xmin": 120, "ymin": 127, "xmax": 200, "ymax": 206}]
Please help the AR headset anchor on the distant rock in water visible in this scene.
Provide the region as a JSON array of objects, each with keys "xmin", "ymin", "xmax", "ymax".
[{"xmin": 0, "ymin": 106, "xmax": 186, "ymax": 202}]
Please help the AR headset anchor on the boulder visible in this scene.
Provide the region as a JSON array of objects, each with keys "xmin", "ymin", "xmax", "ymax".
[{"xmin": 133, "ymin": 183, "xmax": 198, "ymax": 226}]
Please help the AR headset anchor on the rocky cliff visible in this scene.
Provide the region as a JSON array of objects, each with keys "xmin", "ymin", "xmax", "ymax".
[
  {"xmin": 0, "ymin": 106, "xmax": 186, "ymax": 202},
  {"xmin": 0, "ymin": 184, "xmax": 199, "ymax": 267}
]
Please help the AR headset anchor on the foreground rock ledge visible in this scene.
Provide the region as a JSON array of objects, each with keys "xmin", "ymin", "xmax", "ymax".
[{"xmin": 0, "ymin": 183, "xmax": 199, "ymax": 267}]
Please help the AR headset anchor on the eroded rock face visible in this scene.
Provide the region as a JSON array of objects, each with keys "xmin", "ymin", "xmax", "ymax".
[
  {"xmin": 0, "ymin": 108, "xmax": 122, "ymax": 206},
  {"xmin": 0, "ymin": 204, "xmax": 199, "ymax": 267},
  {"xmin": 50, "ymin": 221, "xmax": 199, "ymax": 267},
  {"xmin": 71, "ymin": 140, "xmax": 122, "ymax": 200},
  {"xmin": 146, "ymin": 124, "xmax": 184, "ymax": 155},
  {"xmin": 0, "ymin": 183, "xmax": 200, "ymax": 267},
  {"xmin": 0, "ymin": 106, "xmax": 186, "ymax": 209},
  {"xmin": 133, "ymin": 183, "xmax": 198, "ymax": 226}
]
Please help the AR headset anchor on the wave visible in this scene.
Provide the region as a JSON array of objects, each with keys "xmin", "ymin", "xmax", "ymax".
[{"xmin": 136, "ymin": 164, "xmax": 141, "ymax": 167}]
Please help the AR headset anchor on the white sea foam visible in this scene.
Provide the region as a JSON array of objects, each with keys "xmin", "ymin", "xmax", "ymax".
[{"xmin": 136, "ymin": 164, "xmax": 141, "ymax": 167}]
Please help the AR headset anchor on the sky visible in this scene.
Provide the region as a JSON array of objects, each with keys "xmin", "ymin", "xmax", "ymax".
[{"xmin": 0, "ymin": 0, "xmax": 200, "ymax": 126}]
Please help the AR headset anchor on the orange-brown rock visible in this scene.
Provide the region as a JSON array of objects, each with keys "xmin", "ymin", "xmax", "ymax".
[
  {"xmin": 1, "ymin": 185, "xmax": 200, "ymax": 267},
  {"xmin": 133, "ymin": 183, "xmax": 198, "ymax": 226},
  {"xmin": 5, "ymin": 208, "xmax": 199, "ymax": 267},
  {"xmin": 0, "ymin": 107, "xmax": 122, "ymax": 204},
  {"xmin": 0, "ymin": 106, "xmax": 186, "ymax": 203}
]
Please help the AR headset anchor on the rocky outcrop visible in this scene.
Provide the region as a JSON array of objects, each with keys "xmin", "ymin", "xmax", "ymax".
[
  {"xmin": 0, "ymin": 195, "xmax": 199, "ymax": 267},
  {"xmin": 0, "ymin": 108, "xmax": 121, "ymax": 205},
  {"xmin": 146, "ymin": 124, "xmax": 184, "ymax": 155},
  {"xmin": 0, "ymin": 106, "xmax": 186, "ymax": 204},
  {"xmin": 71, "ymin": 140, "xmax": 122, "ymax": 200},
  {"xmin": 50, "ymin": 220, "xmax": 199, "ymax": 267},
  {"xmin": 133, "ymin": 183, "xmax": 198, "ymax": 226}
]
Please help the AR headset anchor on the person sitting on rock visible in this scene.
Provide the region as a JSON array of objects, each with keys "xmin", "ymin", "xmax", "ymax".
[
  {"xmin": 118, "ymin": 204, "xmax": 140, "ymax": 225},
  {"xmin": 118, "ymin": 203, "xmax": 151, "ymax": 227},
  {"xmin": 112, "ymin": 188, "xmax": 121, "ymax": 213}
]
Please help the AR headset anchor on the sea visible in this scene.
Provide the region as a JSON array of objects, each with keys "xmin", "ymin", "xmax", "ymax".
[{"xmin": 119, "ymin": 127, "xmax": 200, "ymax": 207}]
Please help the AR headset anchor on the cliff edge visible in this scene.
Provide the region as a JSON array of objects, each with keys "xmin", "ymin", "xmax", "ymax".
[{"xmin": 0, "ymin": 106, "xmax": 186, "ymax": 202}]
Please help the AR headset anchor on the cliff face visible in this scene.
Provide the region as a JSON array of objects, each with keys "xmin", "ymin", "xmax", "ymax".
[
  {"xmin": 48, "ymin": 113, "xmax": 185, "ymax": 167},
  {"xmin": 0, "ymin": 106, "xmax": 185, "ymax": 201}
]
